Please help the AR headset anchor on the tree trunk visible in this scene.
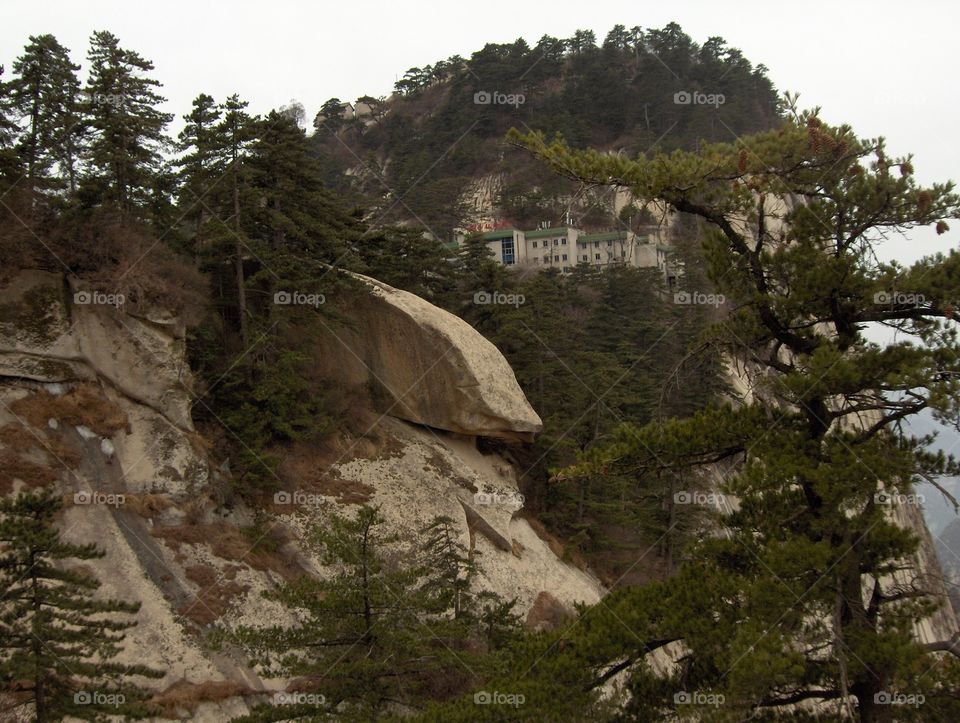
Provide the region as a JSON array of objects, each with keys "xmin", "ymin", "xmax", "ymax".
[
  {"xmin": 30, "ymin": 554, "xmax": 47, "ymax": 722},
  {"xmin": 838, "ymin": 554, "xmax": 890, "ymax": 723},
  {"xmin": 231, "ymin": 160, "xmax": 250, "ymax": 354}
]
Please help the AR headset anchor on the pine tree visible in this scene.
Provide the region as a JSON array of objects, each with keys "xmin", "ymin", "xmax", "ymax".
[
  {"xmin": 246, "ymin": 109, "xmax": 358, "ymax": 278},
  {"xmin": 204, "ymin": 93, "xmax": 258, "ymax": 351},
  {"xmin": 83, "ymin": 30, "xmax": 172, "ymax": 219},
  {"xmin": 0, "ymin": 489, "xmax": 162, "ymax": 722},
  {"xmin": 0, "ymin": 64, "xmax": 23, "ymax": 183},
  {"xmin": 510, "ymin": 104, "xmax": 960, "ymax": 719},
  {"xmin": 313, "ymin": 97, "xmax": 345, "ymax": 134},
  {"xmin": 228, "ymin": 506, "xmax": 476, "ymax": 719},
  {"xmin": 10, "ymin": 34, "xmax": 83, "ymax": 197},
  {"xmin": 455, "ymin": 233, "xmax": 513, "ymax": 336},
  {"xmin": 175, "ymin": 92, "xmax": 222, "ymax": 247},
  {"xmin": 189, "ymin": 105, "xmax": 370, "ymax": 494},
  {"xmin": 357, "ymin": 224, "xmax": 457, "ymax": 302},
  {"xmin": 419, "ymin": 515, "xmax": 477, "ymax": 620}
]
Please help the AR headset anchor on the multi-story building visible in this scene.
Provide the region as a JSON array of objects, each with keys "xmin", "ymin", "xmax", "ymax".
[
  {"xmin": 475, "ymin": 227, "xmax": 527, "ymax": 266},
  {"xmin": 522, "ymin": 226, "xmax": 579, "ymax": 271},
  {"xmin": 457, "ymin": 224, "xmax": 673, "ymax": 277}
]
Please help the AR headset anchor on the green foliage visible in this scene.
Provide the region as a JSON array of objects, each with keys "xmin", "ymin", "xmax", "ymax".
[
  {"xmin": 82, "ymin": 30, "xmax": 173, "ymax": 219},
  {"xmin": 10, "ymin": 34, "xmax": 84, "ymax": 195},
  {"xmin": 505, "ymin": 104, "xmax": 960, "ymax": 718},
  {"xmin": 226, "ymin": 507, "xmax": 519, "ymax": 720},
  {"xmin": 356, "ymin": 224, "xmax": 457, "ymax": 303},
  {"xmin": 0, "ymin": 64, "xmax": 22, "ymax": 181},
  {"xmin": 314, "ymin": 22, "xmax": 781, "ymax": 231},
  {"xmin": 184, "ymin": 101, "xmax": 365, "ymax": 493},
  {"xmin": 418, "ymin": 515, "xmax": 477, "ymax": 619},
  {"xmin": 448, "ymin": 259, "xmax": 725, "ymax": 570},
  {"xmin": 0, "ymin": 489, "xmax": 162, "ymax": 721}
]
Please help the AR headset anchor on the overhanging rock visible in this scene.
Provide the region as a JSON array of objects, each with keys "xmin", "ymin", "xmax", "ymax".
[{"xmin": 319, "ymin": 272, "xmax": 543, "ymax": 442}]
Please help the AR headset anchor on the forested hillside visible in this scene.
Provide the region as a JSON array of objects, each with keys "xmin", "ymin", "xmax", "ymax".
[
  {"xmin": 310, "ymin": 22, "xmax": 781, "ymax": 231},
  {"xmin": 0, "ymin": 25, "xmax": 738, "ymax": 581}
]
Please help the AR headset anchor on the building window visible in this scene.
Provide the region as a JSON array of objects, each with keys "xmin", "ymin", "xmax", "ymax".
[
  {"xmin": 554, "ymin": 255, "xmax": 559, "ymax": 261},
  {"xmin": 577, "ymin": 241, "xmax": 585, "ymax": 248},
  {"xmin": 562, "ymin": 254, "xmax": 567, "ymax": 261},
  {"xmin": 593, "ymin": 241, "xmax": 599, "ymax": 247},
  {"xmin": 553, "ymin": 239, "xmax": 559, "ymax": 246},
  {"xmin": 532, "ymin": 241, "xmax": 538, "ymax": 248},
  {"xmin": 501, "ymin": 237, "xmax": 515, "ymax": 265},
  {"xmin": 544, "ymin": 255, "xmax": 550, "ymax": 263},
  {"xmin": 581, "ymin": 255, "xmax": 588, "ymax": 262},
  {"xmin": 561, "ymin": 238, "xmax": 567, "ymax": 245},
  {"xmin": 607, "ymin": 240, "xmax": 613, "ymax": 247},
  {"xmin": 595, "ymin": 253, "xmax": 601, "ymax": 260}
]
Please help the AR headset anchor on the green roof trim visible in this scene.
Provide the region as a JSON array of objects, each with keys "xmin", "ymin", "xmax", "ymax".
[
  {"xmin": 523, "ymin": 226, "xmax": 570, "ymax": 239},
  {"xmin": 578, "ymin": 230, "xmax": 631, "ymax": 243},
  {"xmin": 480, "ymin": 229, "xmax": 520, "ymax": 240}
]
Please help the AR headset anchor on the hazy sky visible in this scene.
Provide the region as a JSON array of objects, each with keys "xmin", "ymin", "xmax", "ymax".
[{"xmin": 2, "ymin": 0, "xmax": 957, "ymax": 263}]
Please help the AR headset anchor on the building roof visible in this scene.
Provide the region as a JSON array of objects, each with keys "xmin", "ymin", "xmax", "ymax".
[
  {"xmin": 578, "ymin": 230, "xmax": 631, "ymax": 243},
  {"xmin": 523, "ymin": 226, "xmax": 571, "ymax": 239},
  {"xmin": 480, "ymin": 229, "xmax": 520, "ymax": 240}
]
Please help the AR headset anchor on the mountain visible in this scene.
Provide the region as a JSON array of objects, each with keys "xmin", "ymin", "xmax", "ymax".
[
  {"xmin": 309, "ymin": 22, "xmax": 782, "ymax": 234},
  {"xmin": 3, "ymin": 21, "xmax": 960, "ymax": 722}
]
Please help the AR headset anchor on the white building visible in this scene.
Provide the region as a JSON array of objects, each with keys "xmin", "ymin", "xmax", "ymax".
[{"xmin": 457, "ymin": 224, "xmax": 674, "ymax": 279}]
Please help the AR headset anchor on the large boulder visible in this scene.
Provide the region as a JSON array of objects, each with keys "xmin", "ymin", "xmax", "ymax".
[{"xmin": 319, "ymin": 273, "xmax": 542, "ymax": 442}]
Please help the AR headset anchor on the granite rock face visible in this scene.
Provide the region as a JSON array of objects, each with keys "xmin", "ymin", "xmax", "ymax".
[
  {"xmin": 317, "ymin": 272, "xmax": 543, "ymax": 442},
  {"xmin": 0, "ymin": 270, "xmax": 193, "ymax": 430}
]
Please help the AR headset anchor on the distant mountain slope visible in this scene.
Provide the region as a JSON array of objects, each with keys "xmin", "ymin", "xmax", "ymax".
[
  {"xmin": 311, "ymin": 22, "xmax": 782, "ymax": 232},
  {"xmin": 936, "ymin": 517, "xmax": 960, "ymax": 613}
]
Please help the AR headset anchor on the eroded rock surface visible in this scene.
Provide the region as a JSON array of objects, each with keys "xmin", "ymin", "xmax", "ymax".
[
  {"xmin": 318, "ymin": 272, "xmax": 543, "ymax": 442},
  {"xmin": 0, "ymin": 270, "xmax": 193, "ymax": 430}
]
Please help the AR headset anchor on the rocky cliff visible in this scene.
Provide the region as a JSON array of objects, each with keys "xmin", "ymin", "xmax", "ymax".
[{"xmin": 0, "ymin": 269, "xmax": 599, "ymax": 721}]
